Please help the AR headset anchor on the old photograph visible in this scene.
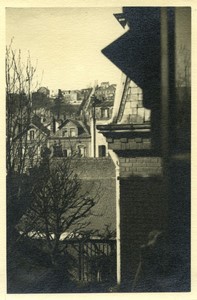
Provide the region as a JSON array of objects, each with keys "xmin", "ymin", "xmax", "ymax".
[{"xmin": 5, "ymin": 6, "xmax": 191, "ymax": 293}]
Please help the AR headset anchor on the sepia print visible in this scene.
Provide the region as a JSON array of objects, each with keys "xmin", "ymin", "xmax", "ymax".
[{"xmin": 6, "ymin": 6, "xmax": 191, "ymax": 294}]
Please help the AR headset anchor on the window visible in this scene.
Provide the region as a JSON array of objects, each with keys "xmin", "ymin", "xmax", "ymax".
[
  {"xmin": 37, "ymin": 146, "xmax": 41, "ymax": 156},
  {"xmin": 70, "ymin": 128, "xmax": 76, "ymax": 137},
  {"xmin": 63, "ymin": 149, "xmax": 72, "ymax": 157},
  {"xmin": 98, "ymin": 145, "xmax": 106, "ymax": 157},
  {"xmin": 67, "ymin": 149, "xmax": 72, "ymax": 156},
  {"xmin": 63, "ymin": 149, "xmax": 68, "ymax": 157},
  {"xmin": 62, "ymin": 129, "xmax": 68, "ymax": 137},
  {"xmin": 101, "ymin": 108, "xmax": 109, "ymax": 118},
  {"xmin": 29, "ymin": 130, "xmax": 35, "ymax": 140},
  {"xmin": 78, "ymin": 145, "xmax": 86, "ymax": 157},
  {"xmin": 53, "ymin": 143, "xmax": 63, "ymax": 157}
]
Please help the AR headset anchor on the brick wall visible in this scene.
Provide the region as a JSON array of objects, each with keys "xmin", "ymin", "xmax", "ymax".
[
  {"xmin": 107, "ymin": 137, "xmax": 151, "ymax": 151},
  {"xmin": 119, "ymin": 156, "xmax": 163, "ymax": 177}
]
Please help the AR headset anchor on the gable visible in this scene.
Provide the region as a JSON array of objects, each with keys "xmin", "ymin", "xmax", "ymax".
[
  {"xmin": 29, "ymin": 123, "xmax": 49, "ymax": 136},
  {"xmin": 56, "ymin": 119, "xmax": 90, "ymax": 137},
  {"xmin": 63, "ymin": 120, "xmax": 77, "ymax": 129}
]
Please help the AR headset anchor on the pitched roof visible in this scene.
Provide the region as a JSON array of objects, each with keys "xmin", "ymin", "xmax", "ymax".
[
  {"xmin": 58, "ymin": 119, "xmax": 90, "ymax": 136},
  {"xmin": 13, "ymin": 115, "xmax": 50, "ymax": 141},
  {"xmin": 30, "ymin": 115, "xmax": 50, "ymax": 135}
]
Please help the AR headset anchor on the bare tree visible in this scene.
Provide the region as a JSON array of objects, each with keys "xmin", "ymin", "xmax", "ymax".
[
  {"xmin": 18, "ymin": 158, "xmax": 100, "ymax": 274},
  {"xmin": 6, "ymin": 41, "xmax": 46, "ymax": 242},
  {"xmin": 6, "ymin": 40, "xmax": 40, "ymax": 175}
]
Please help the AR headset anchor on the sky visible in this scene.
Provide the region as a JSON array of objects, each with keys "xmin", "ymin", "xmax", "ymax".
[{"xmin": 6, "ymin": 7, "xmax": 124, "ymax": 91}]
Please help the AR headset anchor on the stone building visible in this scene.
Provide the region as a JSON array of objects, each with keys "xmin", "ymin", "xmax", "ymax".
[
  {"xmin": 94, "ymin": 82, "xmax": 116, "ymax": 101},
  {"xmin": 79, "ymin": 84, "xmax": 116, "ymax": 158},
  {"xmin": 99, "ymin": 7, "xmax": 191, "ymax": 291},
  {"xmin": 97, "ymin": 75, "xmax": 167, "ymax": 288},
  {"xmin": 48, "ymin": 119, "xmax": 91, "ymax": 158}
]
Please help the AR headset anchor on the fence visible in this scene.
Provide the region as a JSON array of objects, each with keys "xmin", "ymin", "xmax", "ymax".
[{"xmin": 63, "ymin": 238, "xmax": 116, "ymax": 283}]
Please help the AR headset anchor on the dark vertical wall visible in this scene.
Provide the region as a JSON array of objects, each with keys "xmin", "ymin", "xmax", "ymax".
[
  {"xmin": 168, "ymin": 160, "xmax": 190, "ymax": 291},
  {"xmin": 119, "ymin": 177, "xmax": 167, "ymax": 284},
  {"xmin": 166, "ymin": 7, "xmax": 191, "ymax": 291}
]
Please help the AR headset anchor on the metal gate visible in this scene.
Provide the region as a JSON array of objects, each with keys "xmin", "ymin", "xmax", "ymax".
[{"xmin": 64, "ymin": 239, "xmax": 116, "ymax": 282}]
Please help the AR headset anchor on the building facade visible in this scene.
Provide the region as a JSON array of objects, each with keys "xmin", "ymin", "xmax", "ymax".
[{"xmin": 48, "ymin": 119, "xmax": 91, "ymax": 157}]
